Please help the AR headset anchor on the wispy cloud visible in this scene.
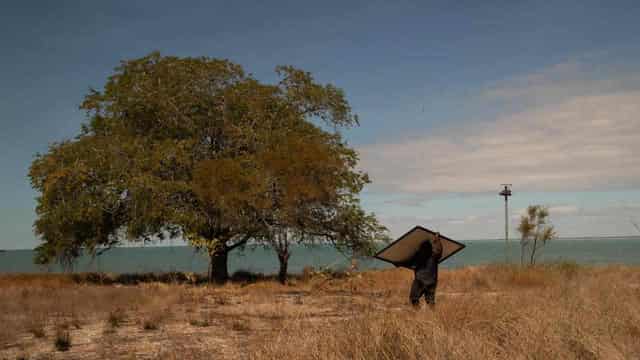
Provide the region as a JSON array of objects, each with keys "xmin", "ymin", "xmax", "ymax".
[
  {"xmin": 480, "ymin": 54, "xmax": 640, "ymax": 104},
  {"xmin": 378, "ymin": 213, "xmax": 498, "ymax": 239},
  {"xmin": 359, "ymin": 60, "xmax": 640, "ymax": 194},
  {"xmin": 513, "ymin": 205, "xmax": 580, "ymax": 219},
  {"xmin": 547, "ymin": 205, "xmax": 580, "ymax": 216},
  {"xmin": 382, "ymin": 201, "xmax": 640, "ymax": 239}
]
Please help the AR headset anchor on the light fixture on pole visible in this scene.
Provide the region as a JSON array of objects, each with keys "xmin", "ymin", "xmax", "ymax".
[{"xmin": 499, "ymin": 184, "xmax": 512, "ymax": 262}]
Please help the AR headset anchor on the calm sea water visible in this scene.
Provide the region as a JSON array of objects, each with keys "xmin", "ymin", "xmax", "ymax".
[{"xmin": 1, "ymin": 237, "xmax": 639, "ymax": 274}]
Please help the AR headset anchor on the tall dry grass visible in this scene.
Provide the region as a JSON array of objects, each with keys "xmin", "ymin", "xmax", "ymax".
[
  {"xmin": 0, "ymin": 264, "xmax": 638, "ymax": 359},
  {"xmin": 250, "ymin": 263, "xmax": 640, "ymax": 360}
]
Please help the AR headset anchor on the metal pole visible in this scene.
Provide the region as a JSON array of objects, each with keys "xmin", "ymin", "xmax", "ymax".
[
  {"xmin": 499, "ymin": 184, "xmax": 512, "ymax": 263},
  {"xmin": 505, "ymin": 195, "xmax": 509, "ymax": 262}
]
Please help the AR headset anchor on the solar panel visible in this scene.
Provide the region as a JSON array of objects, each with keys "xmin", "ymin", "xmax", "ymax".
[{"xmin": 374, "ymin": 226, "xmax": 465, "ymax": 267}]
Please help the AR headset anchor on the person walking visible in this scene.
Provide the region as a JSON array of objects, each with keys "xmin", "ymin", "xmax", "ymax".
[{"xmin": 406, "ymin": 233, "xmax": 443, "ymax": 307}]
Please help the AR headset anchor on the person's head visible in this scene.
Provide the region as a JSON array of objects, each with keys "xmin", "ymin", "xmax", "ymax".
[{"xmin": 419, "ymin": 240, "xmax": 432, "ymax": 254}]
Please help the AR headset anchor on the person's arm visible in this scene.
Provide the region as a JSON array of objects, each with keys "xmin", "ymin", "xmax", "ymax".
[
  {"xmin": 432, "ymin": 233, "xmax": 444, "ymax": 260},
  {"xmin": 396, "ymin": 252, "xmax": 418, "ymax": 269}
]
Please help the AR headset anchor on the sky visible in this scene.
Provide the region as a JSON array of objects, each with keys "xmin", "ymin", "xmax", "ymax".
[{"xmin": 2, "ymin": 1, "xmax": 640, "ymax": 249}]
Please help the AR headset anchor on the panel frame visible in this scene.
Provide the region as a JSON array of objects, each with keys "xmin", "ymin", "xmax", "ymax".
[{"xmin": 374, "ymin": 225, "xmax": 466, "ymax": 267}]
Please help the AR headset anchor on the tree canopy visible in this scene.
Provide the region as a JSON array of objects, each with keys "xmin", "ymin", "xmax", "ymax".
[
  {"xmin": 29, "ymin": 52, "xmax": 388, "ymax": 282},
  {"xmin": 517, "ymin": 205, "xmax": 556, "ymax": 265}
]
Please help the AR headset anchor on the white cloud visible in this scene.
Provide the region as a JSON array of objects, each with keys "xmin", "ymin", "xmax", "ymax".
[
  {"xmin": 513, "ymin": 205, "xmax": 580, "ymax": 218},
  {"xmin": 361, "ymin": 57, "xmax": 640, "ymax": 238},
  {"xmin": 548, "ymin": 205, "xmax": 580, "ymax": 216},
  {"xmin": 377, "ymin": 200, "xmax": 640, "ymax": 239},
  {"xmin": 360, "ymin": 81, "xmax": 640, "ymax": 194},
  {"xmin": 481, "ymin": 57, "xmax": 640, "ymax": 105},
  {"xmin": 446, "ymin": 215, "xmax": 481, "ymax": 225}
]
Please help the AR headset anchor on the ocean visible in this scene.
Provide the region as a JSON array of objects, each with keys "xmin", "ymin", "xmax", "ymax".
[{"xmin": 1, "ymin": 237, "xmax": 639, "ymax": 274}]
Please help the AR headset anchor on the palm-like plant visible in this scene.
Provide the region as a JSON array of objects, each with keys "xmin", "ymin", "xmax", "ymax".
[{"xmin": 517, "ymin": 205, "xmax": 556, "ymax": 265}]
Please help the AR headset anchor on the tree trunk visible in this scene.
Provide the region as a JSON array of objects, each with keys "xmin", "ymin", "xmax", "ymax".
[
  {"xmin": 277, "ymin": 252, "xmax": 289, "ymax": 285},
  {"xmin": 530, "ymin": 237, "xmax": 538, "ymax": 265},
  {"xmin": 209, "ymin": 247, "xmax": 229, "ymax": 284}
]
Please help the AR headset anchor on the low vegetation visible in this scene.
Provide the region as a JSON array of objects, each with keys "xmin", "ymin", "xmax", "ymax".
[
  {"xmin": 53, "ymin": 327, "xmax": 71, "ymax": 352},
  {"xmin": 517, "ymin": 205, "xmax": 557, "ymax": 265},
  {"xmin": 107, "ymin": 308, "xmax": 126, "ymax": 328},
  {"xmin": 0, "ymin": 263, "xmax": 638, "ymax": 359}
]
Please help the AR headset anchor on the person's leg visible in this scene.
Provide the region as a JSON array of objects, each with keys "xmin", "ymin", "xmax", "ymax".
[
  {"xmin": 409, "ymin": 279, "xmax": 425, "ymax": 307},
  {"xmin": 424, "ymin": 283, "xmax": 437, "ymax": 308}
]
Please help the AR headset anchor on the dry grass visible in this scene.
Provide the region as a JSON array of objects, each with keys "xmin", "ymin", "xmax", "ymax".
[
  {"xmin": 53, "ymin": 326, "xmax": 71, "ymax": 352},
  {"xmin": 0, "ymin": 263, "xmax": 638, "ymax": 359},
  {"xmin": 108, "ymin": 307, "xmax": 127, "ymax": 327},
  {"xmin": 251, "ymin": 263, "xmax": 640, "ymax": 360}
]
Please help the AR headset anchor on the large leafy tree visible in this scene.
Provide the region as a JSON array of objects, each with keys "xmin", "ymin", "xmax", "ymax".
[
  {"xmin": 29, "ymin": 53, "xmax": 385, "ymax": 282},
  {"xmin": 249, "ymin": 120, "xmax": 388, "ymax": 283}
]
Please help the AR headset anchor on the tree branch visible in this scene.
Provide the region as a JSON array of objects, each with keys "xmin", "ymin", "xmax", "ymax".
[{"xmin": 227, "ymin": 233, "xmax": 253, "ymax": 251}]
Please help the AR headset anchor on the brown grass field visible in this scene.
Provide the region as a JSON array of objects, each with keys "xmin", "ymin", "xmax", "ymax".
[{"xmin": 0, "ymin": 263, "xmax": 639, "ymax": 359}]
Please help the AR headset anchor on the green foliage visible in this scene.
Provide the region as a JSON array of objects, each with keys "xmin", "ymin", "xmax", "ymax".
[
  {"xmin": 29, "ymin": 52, "xmax": 387, "ymax": 282},
  {"xmin": 517, "ymin": 205, "xmax": 557, "ymax": 265}
]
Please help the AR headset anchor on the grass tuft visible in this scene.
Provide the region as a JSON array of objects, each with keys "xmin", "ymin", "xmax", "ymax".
[
  {"xmin": 26, "ymin": 321, "xmax": 46, "ymax": 339},
  {"xmin": 231, "ymin": 319, "xmax": 250, "ymax": 332},
  {"xmin": 142, "ymin": 310, "xmax": 166, "ymax": 331},
  {"xmin": 189, "ymin": 318, "xmax": 211, "ymax": 327},
  {"xmin": 142, "ymin": 317, "xmax": 160, "ymax": 331},
  {"xmin": 54, "ymin": 327, "xmax": 71, "ymax": 352},
  {"xmin": 107, "ymin": 308, "xmax": 126, "ymax": 328}
]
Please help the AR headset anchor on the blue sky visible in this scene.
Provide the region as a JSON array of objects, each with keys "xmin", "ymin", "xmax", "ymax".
[{"xmin": 2, "ymin": 1, "xmax": 640, "ymax": 249}]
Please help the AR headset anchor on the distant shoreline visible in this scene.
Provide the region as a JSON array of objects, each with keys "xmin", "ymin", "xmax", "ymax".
[{"xmin": 1, "ymin": 235, "xmax": 640, "ymax": 252}]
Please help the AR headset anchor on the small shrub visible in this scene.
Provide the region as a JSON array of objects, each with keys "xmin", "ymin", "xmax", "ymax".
[
  {"xmin": 54, "ymin": 328, "xmax": 71, "ymax": 352},
  {"xmin": 142, "ymin": 311, "xmax": 165, "ymax": 331},
  {"xmin": 555, "ymin": 261, "xmax": 580, "ymax": 280},
  {"xmin": 566, "ymin": 339, "xmax": 597, "ymax": 360},
  {"xmin": 73, "ymin": 272, "xmax": 114, "ymax": 285},
  {"xmin": 107, "ymin": 308, "xmax": 126, "ymax": 328},
  {"xmin": 189, "ymin": 311, "xmax": 216, "ymax": 327},
  {"xmin": 301, "ymin": 266, "xmax": 315, "ymax": 281},
  {"xmin": 231, "ymin": 319, "xmax": 250, "ymax": 332},
  {"xmin": 231, "ymin": 270, "xmax": 259, "ymax": 283},
  {"xmin": 185, "ymin": 272, "xmax": 199, "ymax": 284},
  {"xmin": 71, "ymin": 315, "xmax": 83, "ymax": 329},
  {"xmin": 214, "ymin": 295, "xmax": 228, "ymax": 305},
  {"xmin": 24, "ymin": 312, "xmax": 47, "ymax": 339},
  {"xmin": 143, "ymin": 318, "xmax": 159, "ymax": 331},
  {"xmin": 189, "ymin": 318, "xmax": 211, "ymax": 327},
  {"xmin": 471, "ymin": 274, "xmax": 490, "ymax": 289},
  {"xmin": 139, "ymin": 302, "xmax": 172, "ymax": 331},
  {"xmin": 27, "ymin": 322, "xmax": 46, "ymax": 338}
]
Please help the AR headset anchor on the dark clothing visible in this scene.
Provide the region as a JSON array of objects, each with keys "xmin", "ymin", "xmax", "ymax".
[
  {"xmin": 410, "ymin": 279, "xmax": 436, "ymax": 306},
  {"xmin": 406, "ymin": 240, "xmax": 441, "ymax": 307},
  {"xmin": 414, "ymin": 241, "xmax": 438, "ymax": 285}
]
